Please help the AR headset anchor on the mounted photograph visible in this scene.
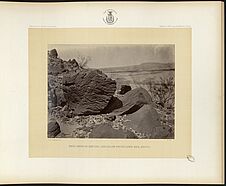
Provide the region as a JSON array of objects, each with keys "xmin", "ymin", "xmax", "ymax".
[{"xmin": 48, "ymin": 44, "xmax": 175, "ymax": 139}]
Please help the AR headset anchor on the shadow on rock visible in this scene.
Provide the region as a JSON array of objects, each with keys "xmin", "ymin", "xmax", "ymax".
[
  {"xmin": 101, "ymin": 96, "xmax": 123, "ymax": 114},
  {"xmin": 102, "ymin": 87, "xmax": 154, "ymax": 116}
]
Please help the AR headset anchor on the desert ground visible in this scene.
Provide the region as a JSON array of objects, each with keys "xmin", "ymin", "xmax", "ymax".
[{"xmin": 48, "ymin": 49, "xmax": 175, "ymax": 139}]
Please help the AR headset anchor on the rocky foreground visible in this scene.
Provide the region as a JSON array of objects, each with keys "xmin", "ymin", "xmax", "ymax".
[{"xmin": 48, "ymin": 49, "xmax": 174, "ymax": 139}]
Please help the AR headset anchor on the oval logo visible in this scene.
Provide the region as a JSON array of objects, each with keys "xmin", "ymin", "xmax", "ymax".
[{"xmin": 103, "ymin": 9, "xmax": 118, "ymax": 25}]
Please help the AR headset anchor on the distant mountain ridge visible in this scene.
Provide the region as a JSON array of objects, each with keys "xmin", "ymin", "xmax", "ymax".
[{"xmin": 100, "ymin": 62, "xmax": 175, "ymax": 73}]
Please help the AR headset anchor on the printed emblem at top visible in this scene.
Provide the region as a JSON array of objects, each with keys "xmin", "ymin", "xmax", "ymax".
[{"xmin": 103, "ymin": 9, "xmax": 118, "ymax": 25}]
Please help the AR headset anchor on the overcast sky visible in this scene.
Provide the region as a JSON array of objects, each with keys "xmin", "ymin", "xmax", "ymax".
[{"xmin": 48, "ymin": 44, "xmax": 175, "ymax": 68}]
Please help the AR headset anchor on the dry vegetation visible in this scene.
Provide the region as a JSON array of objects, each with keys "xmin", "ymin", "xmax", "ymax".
[{"xmin": 149, "ymin": 76, "xmax": 175, "ymax": 138}]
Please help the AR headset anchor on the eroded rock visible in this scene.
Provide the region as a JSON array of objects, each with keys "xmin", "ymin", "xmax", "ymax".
[
  {"xmin": 124, "ymin": 104, "xmax": 161, "ymax": 136},
  {"xmin": 62, "ymin": 69, "xmax": 116, "ymax": 115},
  {"xmin": 48, "ymin": 119, "xmax": 61, "ymax": 138},
  {"xmin": 105, "ymin": 87, "xmax": 153, "ymax": 115},
  {"xmin": 48, "ymin": 49, "xmax": 58, "ymax": 58}
]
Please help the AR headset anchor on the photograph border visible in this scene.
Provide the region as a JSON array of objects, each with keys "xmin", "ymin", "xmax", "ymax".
[{"xmin": 29, "ymin": 28, "xmax": 192, "ymax": 158}]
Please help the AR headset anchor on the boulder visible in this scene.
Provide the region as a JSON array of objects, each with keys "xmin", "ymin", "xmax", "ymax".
[
  {"xmin": 119, "ymin": 85, "xmax": 131, "ymax": 94},
  {"xmin": 48, "ymin": 60, "xmax": 65, "ymax": 75},
  {"xmin": 65, "ymin": 59, "xmax": 79, "ymax": 71},
  {"xmin": 48, "ymin": 49, "xmax": 58, "ymax": 58},
  {"xmin": 124, "ymin": 104, "xmax": 161, "ymax": 136},
  {"xmin": 48, "ymin": 119, "xmax": 61, "ymax": 138},
  {"xmin": 62, "ymin": 69, "xmax": 116, "ymax": 115},
  {"xmin": 101, "ymin": 96, "xmax": 123, "ymax": 114},
  {"xmin": 48, "ymin": 50, "xmax": 79, "ymax": 75},
  {"xmin": 89, "ymin": 123, "xmax": 137, "ymax": 139},
  {"xmin": 106, "ymin": 87, "xmax": 153, "ymax": 115}
]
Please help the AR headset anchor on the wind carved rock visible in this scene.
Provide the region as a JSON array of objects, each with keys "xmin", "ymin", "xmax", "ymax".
[
  {"xmin": 104, "ymin": 87, "xmax": 154, "ymax": 115},
  {"xmin": 62, "ymin": 69, "xmax": 116, "ymax": 115}
]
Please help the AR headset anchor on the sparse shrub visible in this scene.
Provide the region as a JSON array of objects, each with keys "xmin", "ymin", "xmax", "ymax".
[
  {"xmin": 149, "ymin": 76, "xmax": 175, "ymax": 109},
  {"xmin": 149, "ymin": 75, "xmax": 175, "ymax": 136},
  {"xmin": 76, "ymin": 55, "xmax": 91, "ymax": 69}
]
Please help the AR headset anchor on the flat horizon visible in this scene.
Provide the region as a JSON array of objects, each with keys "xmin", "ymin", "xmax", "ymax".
[{"xmin": 48, "ymin": 44, "xmax": 175, "ymax": 68}]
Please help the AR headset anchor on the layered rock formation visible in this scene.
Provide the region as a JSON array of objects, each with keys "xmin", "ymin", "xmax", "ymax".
[
  {"xmin": 62, "ymin": 69, "xmax": 116, "ymax": 115},
  {"xmin": 48, "ymin": 49, "xmax": 116, "ymax": 116}
]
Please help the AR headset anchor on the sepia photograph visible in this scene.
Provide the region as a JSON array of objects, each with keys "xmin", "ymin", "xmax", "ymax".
[
  {"xmin": 0, "ymin": 1, "xmax": 223, "ymax": 184},
  {"xmin": 48, "ymin": 44, "xmax": 175, "ymax": 139}
]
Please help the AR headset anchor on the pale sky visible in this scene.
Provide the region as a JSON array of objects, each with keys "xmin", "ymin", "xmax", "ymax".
[{"xmin": 48, "ymin": 44, "xmax": 175, "ymax": 68}]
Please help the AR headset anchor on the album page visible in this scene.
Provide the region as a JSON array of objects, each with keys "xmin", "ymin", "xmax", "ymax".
[{"xmin": 0, "ymin": 1, "xmax": 223, "ymax": 184}]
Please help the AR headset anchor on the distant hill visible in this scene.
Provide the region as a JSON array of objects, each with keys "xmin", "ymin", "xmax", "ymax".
[{"xmin": 100, "ymin": 62, "xmax": 174, "ymax": 73}]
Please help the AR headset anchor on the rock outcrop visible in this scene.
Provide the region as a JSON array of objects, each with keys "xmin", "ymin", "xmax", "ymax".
[
  {"xmin": 48, "ymin": 75, "xmax": 66, "ymax": 108},
  {"xmin": 48, "ymin": 60, "xmax": 66, "ymax": 75},
  {"xmin": 48, "ymin": 49, "xmax": 116, "ymax": 116},
  {"xmin": 48, "ymin": 119, "xmax": 61, "ymax": 138},
  {"xmin": 62, "ymin": 69, "xmax": 116, "ymax": 115},
  {"xmin": 48, "ymin": 49, "xmax": 58, "ymax": 59}
]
